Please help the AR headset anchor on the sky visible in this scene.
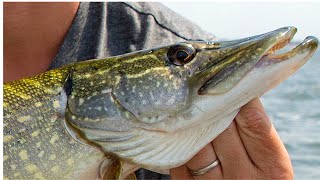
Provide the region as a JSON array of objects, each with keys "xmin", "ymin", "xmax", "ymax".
[{"xmin": 162, "ymin": 2, "xmax": 320, "ymax": 42}]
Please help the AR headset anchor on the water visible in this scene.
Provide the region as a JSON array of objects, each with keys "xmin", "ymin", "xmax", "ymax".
[{"xmin": 261, "ymin": 49, "xmax": 320, "ymax": 179}]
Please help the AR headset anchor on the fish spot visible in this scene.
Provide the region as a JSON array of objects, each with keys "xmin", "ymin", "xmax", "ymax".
[
  {"xmin": 49, "ymin": 154, "xmax": 56, "ymax": 160},
  {"xmin": 4, "ymin": 135, "xmax": 14, "ymax": 143},
  {"xmin": 50, "ymin": 134, "xmax": 59, "ymax": 144},
  {"xmin": 4, "ymin": 155, "xmax": 9, "ymax": 161},
  {"xmin": 36, "ymin": 142, "xmax": 41, "ymax": 148},
  {"xmin": 45, "ymin": 88, "xmax": 58, "ymax": 94},
  {"xmin": 51, "ymin": 166, "xmax": 60, "ymax": 172},
  {"xmin": 19, "ymin": 93, "xmax": 32, "ymax": 100},
  {"xmin": 38, "ymin": 151, "xmax": 45, "ymax": 158},
  {"xmin": 35, "ymin": 102, "xmax": 42, "ymax": 107},
  {"xmin": 10, "ymin": 164, "xmax": 16, "ymax": 170},
  {"xmin": 94, "ymin": 106, "xmax": 102, "ymax": 111},
  {"xmin": 101, "ymin": 89, "xmax": 111, "ymax": 94},
  {"xmin": 34, "ymin": 172, "xmax": 45, "ymax": 179},
  {"xmin": 132, "ymin": 85, "xmax": 136, "ymax": 93},
  {"xmin": 167, "ymin": 97, "xmax": 175, "ymax": 105},
  {"xmin": 26, "ymin": 164, "xmax": 38, "ymax": 172},
  {"xmin": 17, "ymin": 116, "xmax": 31, "ymax": 123},
  {"xmin": 67, "ymin": 158, "xmax": 74, "ymax": 166},
  {"xmin": 31, "ymin": 131, "xmax": 40, "ymax": 137},
  {"xmin": 142, "ymin": 100, "xmax": 147, "ymax": 105},
  {"xmin": 52, "ymin": 100, "xmax": 60, "ymax": 109},
  {"xmin": 46, "ymin": 127, "xmax": 52, "ymax": 132},
  {"xmin": 19, "ymin": 150, "xmax": 28, "ymax": 160},
  {"xmin": 78, "ymin": 98, "xmax": 84, "ymax": 106},
  {"xmin": 125, "ymin": 112, "xmax": 130, "ymax": 118}
]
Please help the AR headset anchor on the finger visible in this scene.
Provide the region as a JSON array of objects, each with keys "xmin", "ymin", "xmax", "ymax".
[
  {"xmin": 170, "ymin": 165, "xmax": 193, "ymax": 179},
  {"xmin": 185, "ymin": 143, "xmax": 222, "ymax": 179},
  {"xmin": 212, "ymin": 121, "xmax": 255, "ymax": 178},
  {"xmin": 235, "ymin": 98, "xmax": 292, "ymax": 172}
]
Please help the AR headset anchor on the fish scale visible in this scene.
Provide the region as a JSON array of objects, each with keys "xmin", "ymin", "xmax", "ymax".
[{"xmin": 4, "ymin": 67, "xmax": 105, "ymax": 179}]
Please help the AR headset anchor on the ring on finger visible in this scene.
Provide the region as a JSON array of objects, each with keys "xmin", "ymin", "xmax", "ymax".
[{"xmin": 189, "ymin": 158, "xmax": 220, "ymax": 176}]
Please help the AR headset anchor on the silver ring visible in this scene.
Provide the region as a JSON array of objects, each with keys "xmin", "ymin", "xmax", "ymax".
[{"xmin": 189, "ymin": 159, "xmax": 220, "ymax": 176}]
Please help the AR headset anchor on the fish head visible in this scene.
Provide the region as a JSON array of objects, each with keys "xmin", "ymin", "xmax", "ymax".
[
  {"xmin": 115, "ymin": 27, "xmax": 317, "ymax": 131},
  {"xmin": 66, "ymin": 27, "xmax": 318, "ymax": 170}
]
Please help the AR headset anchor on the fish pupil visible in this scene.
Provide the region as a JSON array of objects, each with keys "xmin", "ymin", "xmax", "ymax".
[{"xmin": 176, "ymin": 50, "xmax": 189, "ymax": 62}]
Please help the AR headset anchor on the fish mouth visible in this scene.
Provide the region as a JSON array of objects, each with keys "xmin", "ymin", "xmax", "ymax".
[
  {"xmin": 258, "ymin": 36, "xmax": 318, "ymax": 66},
  {"xmin": 196, "ymin": 27, "xmax": 318, "ymax": 95}
]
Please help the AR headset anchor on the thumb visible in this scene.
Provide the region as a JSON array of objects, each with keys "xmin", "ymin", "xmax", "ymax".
[{"xmin": 235, "ymin": 98, "xmax": 292, "ymax": 175}]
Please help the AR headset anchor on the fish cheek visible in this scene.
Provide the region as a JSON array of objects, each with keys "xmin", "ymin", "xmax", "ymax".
[
  {"xmin": 112, "ymin": 72, "xmax": 190, "ymax": 123},
  {"xmin": 65, "ymin": 90, "xmax": 134, "ymax": 132}
]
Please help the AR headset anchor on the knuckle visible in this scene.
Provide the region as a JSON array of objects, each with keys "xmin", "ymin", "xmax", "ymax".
[{"xmin": 237, "ymin": 107, "xmax": 270, "ymax": 133}]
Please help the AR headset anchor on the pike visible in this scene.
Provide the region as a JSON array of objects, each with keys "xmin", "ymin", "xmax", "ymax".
[{"xmin": 3, "ymin": 27, "xmax": 318, "ymax": 179}]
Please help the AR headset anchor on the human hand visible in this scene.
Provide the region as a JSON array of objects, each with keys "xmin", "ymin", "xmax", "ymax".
[{"xmin": 170, "ymin": 98, "xmax": 293, "ymax": 179}]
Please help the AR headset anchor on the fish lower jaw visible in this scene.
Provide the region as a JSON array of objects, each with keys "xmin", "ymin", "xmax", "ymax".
[{"xmin": 257, "ymin": 36, "xmax": 318, "ymax": 67}]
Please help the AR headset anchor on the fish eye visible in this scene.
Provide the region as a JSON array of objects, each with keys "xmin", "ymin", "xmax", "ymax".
[{"xmin": 167, "ymin": 44, "xmax": 196, "ymax": 66}]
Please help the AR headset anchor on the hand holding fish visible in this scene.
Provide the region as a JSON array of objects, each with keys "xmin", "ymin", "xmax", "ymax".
[{"xmin": 170, "ymin": 98, "xmax": 294, "ymax": 179}]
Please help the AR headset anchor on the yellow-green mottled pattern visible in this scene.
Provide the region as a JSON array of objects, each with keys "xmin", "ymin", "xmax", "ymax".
[
  {"xmin": 70, "ymin": 51, "xmax": 167, "ymax": 98},
  {"xmin": 3, "ymin": 68, "xmax": 104, "ymax": 179},
  {"xmin": 3, "ymin": 49, "xmax": 168, "ymax": 179}
]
